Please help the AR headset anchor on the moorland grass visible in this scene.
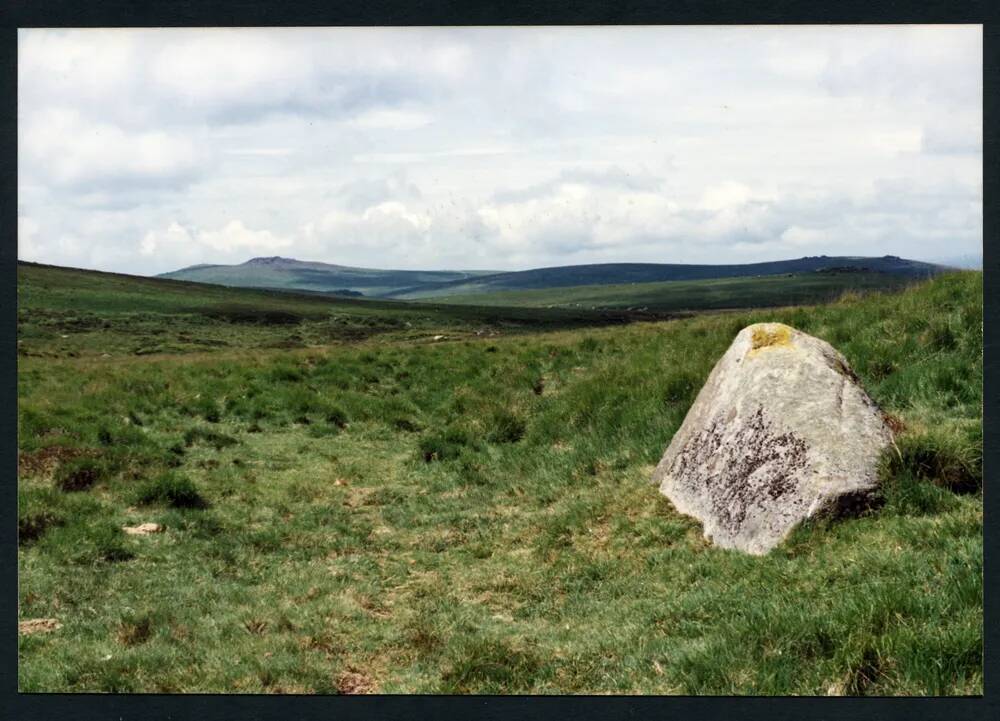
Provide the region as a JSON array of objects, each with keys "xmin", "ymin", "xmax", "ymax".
[
  {"xmin": 17, "ymin": 270, "xmax": 982, "ymax": 694},
  {"xmin": 16, "ymin": 262, "xmax": 683, "ymax": 361}
]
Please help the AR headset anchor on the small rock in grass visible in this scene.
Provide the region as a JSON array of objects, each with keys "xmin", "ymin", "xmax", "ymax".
[
  {"xmin": 122, "ymin": 522, "xmax": 165, "ymax": 536},
  {"xmin": 19, "ymin": 618, "xmax": 61, "ymax": 635}
]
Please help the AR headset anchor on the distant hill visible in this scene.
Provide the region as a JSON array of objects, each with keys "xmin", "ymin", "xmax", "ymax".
[
  {"xmin": 157, "ymin": 256, "xmax": 500, "ymax": 297},
  {"xmin": 158, "ymin": 254, "xmax": 945, "ymax": 300},
  {"xmin": 386, "ymin": 255, "xmax": 946, "ymax": 299},
  {"xmin": 425, "ymin": 270, "xmax": 925, "ymax": 312}
]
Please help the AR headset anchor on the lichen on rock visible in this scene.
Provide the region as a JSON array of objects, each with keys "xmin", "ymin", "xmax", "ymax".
[{"xmin": 749, "ymin": 323, "xmax": 793, "ymax": 352}]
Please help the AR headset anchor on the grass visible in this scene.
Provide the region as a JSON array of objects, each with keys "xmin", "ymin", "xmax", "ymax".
[{"xmin": 16, "ymin": 266, "xmax": 982, "ymax": 694}]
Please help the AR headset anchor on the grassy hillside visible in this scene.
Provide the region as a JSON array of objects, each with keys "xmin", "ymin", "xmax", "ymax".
[
  {"xmin": 387, "ymin": 255, "xmax": 943, "ymax": 299},
  {"xmin": 426, "ymin": 270, "xmax": 920, "ymax": 311},
  {"xmin": 17, "ymin": 262, "xmax": 681, "ymax": 360},
  {"xmin": 158, "ymin": 256, "xmax": 498, "ymax": 296},
  {"xmin": 17, "ymin": 267, "xmax": 982, "ymax": 694}
]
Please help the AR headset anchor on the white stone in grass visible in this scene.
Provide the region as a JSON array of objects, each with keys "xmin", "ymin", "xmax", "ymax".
[
  {"xmin": 19, "ymin": 618, "xmax": 61, "ymax": 635},
  {"xmin": 651, "ymin": 322, "xmax": 894, "ymax": 555},
  {"xmin": 122, "ymin": 523, "xmax": 165, "ymax": 536}
]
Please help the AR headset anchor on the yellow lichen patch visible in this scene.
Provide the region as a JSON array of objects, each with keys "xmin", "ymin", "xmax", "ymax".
[{"xmin": 749, "ymin": 324, "xmax": 794, "ymax": 354}]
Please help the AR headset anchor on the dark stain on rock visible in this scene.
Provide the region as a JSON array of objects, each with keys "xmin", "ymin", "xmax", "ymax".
[
  {"xmin": 832, "ymin": 356, "xmax": 860, "ymax": 382},
  {"xmin": 672, "ymin": 405, "xmax": 809, "ymax": 535}
]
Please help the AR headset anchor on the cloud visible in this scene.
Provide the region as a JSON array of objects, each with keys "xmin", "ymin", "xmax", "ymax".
[
  {"xmin": 18, "ymin": 28, "xmax": 466, "ymax": 131},
  {"xmin": 150, "ymin": 32, "xmax": 309, "ymax": 111},
  {"xmin": 18, "ymin": 216, "xmax": 42, "ymax": 261},
  {"xmin": 20, "ymin": 107, "xmax": 209, "ymax": 194},
  {"xmin": 493, "ymin": 166, "xmax": 664, "ymax": 204},
  {"xmin": 302, "ymin": 202, "xmax": 434, "ymax": 260},
  {"xmin": 141, "ymin": 220, "xmax": 294, "ymax": 263},
  {"xmin": 17, "ymin": 26, "xmax": 982, "ymax": 275},
  {"xmin": 223, "ymin": 147, "xmax": 294, "ymax": 157},
  {"xmin": 352, "ymin": 147, "xmax": 519, "ymax": 164},
  {"xmin": 346, "ymin": 108, "xmax": 434, "ymax": 131},
  {"xmin": 922, "ymin": 119, "xmax": 983, "ymax": 155},
  {"xmin": 332, "ymin": 174, "xmax": 423, "ymax": 212},
  {"xmin": 819, "ymin": 26, "xmax": 982, "ymax": 105}
]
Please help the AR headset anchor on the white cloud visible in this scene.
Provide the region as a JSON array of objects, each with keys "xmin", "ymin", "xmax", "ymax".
[
  {"xmin": 20, "ymin": 107, "xmax": 208, "ymax": 191},
  {"xmin": 150, "ymin": 31, "xmax": 313, "ymax": 118},
  {"xmin": 779, "ymin": 225, "xmax": 833, "ymax": 248},
  {"xmin": 17, "ymin": 26, "xmax": 983, "ymax": 275},
  {"xmin": 699, "ymin": 182, "xmax": 759, "ymax": 212},
  {"xmin": 18, "ymin": 216, "xmax": 42, "ymax": 261},
  {"xmin": 868, "ymin": 128, "xmax": 923, "ymax": 154},
  {"xmin": 224, "ymin": 147, "xmax": 294, "ymax": 157},
  {"xmin": 18, "ymin": 30, "xmax": 139, "ymax": 118},
  {"xmin": 347, "ymin": 108, "xmax": 433, "ymax": 131},
  {"xmin": 199, "ymin": 221, "xmax": 293, "ymax": 252},
  {"xmin": 140, "ymin": 220, "xmax": 294, "ymax": 266}
]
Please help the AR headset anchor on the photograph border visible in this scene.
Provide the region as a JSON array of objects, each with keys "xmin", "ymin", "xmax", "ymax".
[{"xmin": 2, "ymin": 1, "xmax": 995, "ymax": 719}]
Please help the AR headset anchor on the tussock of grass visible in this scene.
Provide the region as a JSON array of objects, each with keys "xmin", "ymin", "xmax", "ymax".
[
  {"xmin": 440, "ymin": 638, "xmax": 549, "ymax": 693},
  {"xmin": 419, "ymin": 427, "xmax": 478, "ymax": 463},
  {"xmin": 133, "ymin": 473, "xmax": 208, "ymax": 509},
  {"xmin": 485, "ymin": 409, "xmax": 526, "ymax": 444},
  {"xmin": 17, "ymin": 271, "xmax": 982, "ymax": 694},
  {"xmin": 884, "ymin": 428, "xmax": 982, "ymax": 495},
  {"xmin": 38, "ymin": 519, "xmax": 134, "ymax": 564},
  {"xmin": 18, "ymin": 489, "xmax": 65, "ymax": 546}
]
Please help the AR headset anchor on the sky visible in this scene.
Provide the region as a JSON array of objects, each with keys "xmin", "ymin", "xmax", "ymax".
[{"xmin": 18, "ymin": 25, "xmax": 983, "ymax": 275}]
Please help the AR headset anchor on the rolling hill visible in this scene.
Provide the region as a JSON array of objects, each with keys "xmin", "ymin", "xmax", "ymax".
[
  {"xmin": 158, "ymin": 254, "xmax": 945, "ymax": 300},
  {"xmin": 386, "ymin": 255, "xmax": 944, "ymax": 299},
  {"xmin": 426, "ymin": 270, "xmax": 923, "ymax": 311},
  {"xmin": 157, "ymin": 256, "xmax": 500, "ymax": 297}
]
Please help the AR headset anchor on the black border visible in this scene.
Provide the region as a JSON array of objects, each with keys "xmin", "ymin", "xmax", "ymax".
[
  {"xmin": 0, "ymin": 1, "xmax": 992, "ymax": 27},
  {"xmin": 2, "ymin": 2, "xmax": 995, "ymax": 720}
]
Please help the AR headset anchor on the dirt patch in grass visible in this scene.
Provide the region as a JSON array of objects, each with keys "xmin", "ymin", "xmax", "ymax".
[
  {"xmin": 18, "ymin": 446, "xmax": 94, "ymax": 478},
  {"xmin": 117, "ymin": 616, "xmax": 153, "ymax": 646},
  {"xmin": 336, "ymin": 668, "xmax": 377, "ymax": 695},
  {"xmin": 55, "ymin": 458, "xmax": 108, "ymax": 492},
  {"xmin": 845, "ymin": 647, "xmax": 886, "ymax": 696}
]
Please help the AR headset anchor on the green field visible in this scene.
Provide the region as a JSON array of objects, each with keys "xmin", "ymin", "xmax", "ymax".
[
  {"xmin": 17, "ymin": 264, "xmax": 982, "ymax": 694},
  {"xmin": 426, "ymin": 270, "xmax": 920, "ymax": 311}
]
